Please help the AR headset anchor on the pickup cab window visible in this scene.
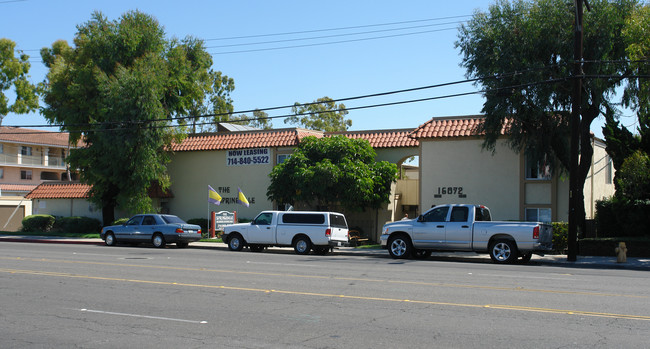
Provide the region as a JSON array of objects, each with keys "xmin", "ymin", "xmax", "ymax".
[
  {"xmin": 253, "ymin": 213, "xmax": 273, "ymax": 225},
  {"xmin": 421, "ymin": 207, "xmax": 449, "ymax": 222},
  {"xmin": 450, "ymin": 207, "xmax": 469, "ymax": 222},
  {"xmin": 475, "ymin": 206, "xmax": 492, "ymax": 221}
]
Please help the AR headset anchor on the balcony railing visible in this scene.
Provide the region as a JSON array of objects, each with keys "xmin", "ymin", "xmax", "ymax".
[{"xmin": 0, "ymin": 153, "xmax": 66, "ymax": 168}]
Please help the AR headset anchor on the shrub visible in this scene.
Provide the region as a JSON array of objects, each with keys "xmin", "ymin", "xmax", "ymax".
[
  {"xmin": 53, "ymin": 216, "xmax": 102, "ymax": 235},
  {"xmin": 596, "ymin": 197, "xmax": 650, "ymax": 237},
  {"xmin": 21, "ymin": 215, "xmax": 56, "ymax": 233},
  {"xmin": 111, "ymin": 218, "xmax": 129, "ymax": 226},
  {"xmin": 551, "ymin": 222, "xmax": 568, "ymax": 254}
]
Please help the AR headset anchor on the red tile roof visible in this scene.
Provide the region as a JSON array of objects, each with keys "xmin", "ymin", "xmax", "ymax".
[
  {"xmin": 0, "ymin": 184, "xmax": 38, "ymax": 193},
  {"xmin": 327, "ymin": 129, "xmax": 418, "ymax": 148},
  {"xmin": 173, "ymin": 127, "xmax": 420, "ymax": 152},
  {"xmin": 172, "ymin": 128, "xmax": 324, "ymax": 152},
  {"xmin": 25, "ymin": 183, "xmax": 92, "ymax": 199},
  {"xmin": 25, "ymin": 182, "xmax": 173, "ymax": 199},
  {"xmin": 0, "ymin": 127, "xmax": 73, "ymax": 147},
  {"xmin": 410, "ymin": 115, "xmax": 511, "ymax": 140}
]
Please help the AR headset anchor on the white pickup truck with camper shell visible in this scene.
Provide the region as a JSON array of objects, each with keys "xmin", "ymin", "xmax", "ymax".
[
  {"xmin": 222, "ymin": 211, "xmax": 349, "ymax": 255},
  {"xmin": 380, "ymin": 204, "xmax": 553, "ymax": 263}
]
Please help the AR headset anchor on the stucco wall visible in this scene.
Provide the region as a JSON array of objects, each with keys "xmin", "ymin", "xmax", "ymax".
[
  {"xmin": 419, "ymin": 138, "xmax": 522, "ymax": 221},
  {"xmin": 583, "ymin": 139, "xmax": 615, "ymax": 219},
  {"xmin": 31, "ymin": 198, "xmax": 103, "ymax": 221},
  {"xmin": 168, "ymin": 149, "xmax": 275, "ymax": 222}
]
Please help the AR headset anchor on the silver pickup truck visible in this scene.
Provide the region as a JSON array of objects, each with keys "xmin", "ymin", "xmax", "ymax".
[{"xmin": 380, "ymin": 204, "xmax": 553, "ymax": 263}]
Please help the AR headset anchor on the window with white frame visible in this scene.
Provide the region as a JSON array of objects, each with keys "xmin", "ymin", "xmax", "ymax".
[
  {"xmin": 277, "ymin": 154, "xmax": 291, "ymax": 164},
  {"xmin": 525, "ymin": 208, "xmax": 552, "ymax": 223},
  {"xmin": 0, "ymin": 168, "xmax": 3, "ymax": 179},
  {"xmin": 525, "ymin": 156, "xmax": 551, "ymax": 180},
  {"xmin": 0, "ymin": 144, "xmax": 3, "ymax": 154},
  {"xmin": 21, "ymin": 146, "xmax": 32, "ymax": 156}
]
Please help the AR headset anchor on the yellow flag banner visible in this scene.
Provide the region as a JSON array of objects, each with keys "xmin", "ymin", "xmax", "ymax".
[
  {"xmin": 208, "ymin": 185, "xmax": 222, "ymax": 205},
  {"xmin": 237, "ymin": 187, "xmax": 250, "ymax": 207}
]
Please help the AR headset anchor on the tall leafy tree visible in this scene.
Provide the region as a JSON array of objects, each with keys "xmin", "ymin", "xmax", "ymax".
[
  {"xmin": 267, "ymin": 135, "xmax": 397, "ymax": 211},
  {"xmin": 0, "ymin": 38, "xmax": 39, "ymax": 125},
  {"xmin": 456, "ymin": 0, "xmax": 640, "ymax": 232},
  {"xmin": 40, "ymin": 11, "xmax": 221, "ymax": 224},
  {"xmin": 285, "ymin": 96, "xmax": 351, "ymax": 131}
]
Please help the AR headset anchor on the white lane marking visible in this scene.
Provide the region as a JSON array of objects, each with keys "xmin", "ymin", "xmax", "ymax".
[{"xmin": 80, "ymin": 309, "xmax": 207, "ymax": 324}]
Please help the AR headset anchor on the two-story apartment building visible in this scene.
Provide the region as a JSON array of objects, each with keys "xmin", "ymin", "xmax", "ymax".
[{"xmin": 0, "ymin": 126, "xmax": 77, "ymax": 230}]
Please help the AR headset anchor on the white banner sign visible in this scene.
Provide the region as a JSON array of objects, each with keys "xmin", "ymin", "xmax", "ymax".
[{"xmin": 226, "ymin": 148, "xmax": 271, "ymax": 166}]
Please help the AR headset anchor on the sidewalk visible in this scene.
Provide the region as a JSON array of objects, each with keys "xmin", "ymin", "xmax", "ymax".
[{"xmin": 1, "ymin": 235, "xmax": 649, "ymax": 271}]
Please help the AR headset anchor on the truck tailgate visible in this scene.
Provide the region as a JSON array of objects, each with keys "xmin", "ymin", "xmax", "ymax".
[{"xmin": 330, "ymin": 227, "xmax": 349, "ymax": 243}]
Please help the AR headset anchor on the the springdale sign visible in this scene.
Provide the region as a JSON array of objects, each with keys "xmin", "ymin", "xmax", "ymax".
[{"xmin": 226, "ymin": 148, "xmax": 270, "ymax": 166}]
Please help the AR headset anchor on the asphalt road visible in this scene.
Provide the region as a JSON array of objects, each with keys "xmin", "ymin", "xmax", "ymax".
[{"xmin": 1, "ymin": 242, "xmax": 649, "ymax": 348}]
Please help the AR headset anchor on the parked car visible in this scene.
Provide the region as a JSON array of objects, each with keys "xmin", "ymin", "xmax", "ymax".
[
  {"xmin": 100, "ymin": 214, "xmax": 202, "ymax": 248},
  {"xmin": 380, "ymin": 204, "xmax": 553, "ymax": 263},
  {"xmin": 222, "ymin": 211, "xmax": 349, "ymax": 254}
]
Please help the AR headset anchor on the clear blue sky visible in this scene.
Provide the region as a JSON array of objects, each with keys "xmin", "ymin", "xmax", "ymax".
[{"xmin": 1, "ymin": 0, "xmax": 617, "ymax": 137}]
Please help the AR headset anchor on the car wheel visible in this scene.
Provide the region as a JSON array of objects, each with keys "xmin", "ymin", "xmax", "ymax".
[
  {"xmin": 293, "ymin": 236, "xmax": 312, "ymax": 255},
  {"xmin": 387, "ymin": 234, "xmax": 413, "ymax": 259},
  {"xmin": 413, "ymin": 250, "xmax": 431, "ymax": 259},
  {"xmin": 152, "ymin": 233, "xmax": 166, "ymax": 248},
  {"xmin": 105, "ymin": 232, "xmax": 116, "ymax": 246},
  {"xmin": 313, "ymin": 246, "xmax": 329, "ymax": 255},
  {"xmin": 489, "ymin": 239, "xmax": 518, "ymax": 264},
  {"xmin": 249, "ymin": 244, "xmax": 264, "ymax": 252},
  {"xmin": 177, "ymin": 242, "xmax": 189, "ymax": 248},
  {"xmin": 518, "ymin": 252, "xmax": 533, "ymax": 264},
  {"xmin": 227, "ymin": 233, "xmax": 244, "ymax": 251}
]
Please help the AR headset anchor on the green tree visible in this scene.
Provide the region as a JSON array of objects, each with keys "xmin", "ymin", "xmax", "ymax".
[
  {"xmin": 0, "ymin": 38, "xmax": 39, "ymax": 125},
  {"xmin": 40, "ymin": 11, "xmax": 219, "ymax": 224},
  {"xmin": 184, "ymin": 69, "xmax": 235, "ymax": 133},
  {"xmin": 285, "ymin": 96, "xmax": 351, "ymax": 131},
  {"xmin": 267, "ymin": 135, "xmax": 397, "ymax": 211},
  {"xmin": 237, "ymin": 109, "xmax": 272, "ymax": 130},
  {"xmin": 456, "ymin": 0, "xmax": 640, "ymax": 232},
  {"xmin": 617, "ymin": 150, "xmax": 650, "ymax": 200}
]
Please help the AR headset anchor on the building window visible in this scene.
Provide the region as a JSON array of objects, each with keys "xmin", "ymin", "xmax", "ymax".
[
  {"xmin": 0, "ymin": 144, "xmax": 3, "ymax": 154},
  {"xmin": 21, "ymin": 146, "xmax": 33, "ymax": 156},
  {"xmin": 525, "ymin": 208, "xmax": 552, "ymax": 223},
  {"xmin": 606, "ymin": 155, "xmax": 613, "ymax": 184},
  {"xmin": 525, "ymin": 156, "xmax": 551, "ymax": 180},
  {"xmin": 277, "ymin": 154, "xmax": 291, "ymax": 164},
  {"xmin": 20, "ymin": 170, "xmax": 32, "ymax": 180},
  {"xmin": 0, "ymin": 168, "xmax": 3, "ymax": 179}
]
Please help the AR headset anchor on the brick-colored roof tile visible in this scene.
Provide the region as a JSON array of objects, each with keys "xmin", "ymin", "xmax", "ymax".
[
  {"xmin": 0, "ymin": 126, "xmax": 77, "ymax": 147},
  {"xmin": 327, "ymin": 129, "xmax": 419, "ymax": 148},
  {"xmin": 25, "ymin": 183, "xmax": 92, "ymax": 199},
  {"xmin": 0, "ymin": 184, "xmax": 38, "ymax": 193},
  {"xmin": 410, "ymin": 115, "xmax": 506, "ymax": 139},
  {"xmin": 172, "ymin": 128, "xmax": 324, "ymax": 152},
  {"xmin": 25, "ymin": 182, "xmax": 173, "ymax": 199}
]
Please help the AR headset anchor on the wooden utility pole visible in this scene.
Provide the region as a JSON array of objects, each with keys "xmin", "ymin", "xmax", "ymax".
[{"xmin": 568, "ymin": 0, "xmax": 589, "ymax": 262}]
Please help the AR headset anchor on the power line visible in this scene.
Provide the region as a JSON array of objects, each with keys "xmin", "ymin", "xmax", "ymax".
[
  {"xmin": 205, "ymin": 15, "xmax": 471, "ymax": 41},
  {"xmin": 205, "ymin": 21, "xmax": 465, "ymax": 49},
  {"xmin": 209, "ymin": 27, "xmax": 457, "ymax": 55}
]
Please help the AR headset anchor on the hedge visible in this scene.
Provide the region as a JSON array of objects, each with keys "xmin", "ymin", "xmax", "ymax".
[
  {"xmin": 596, "ymin": 197, "xmax": 650, "ymax": 237},
  {"xmin": 21, "ymin": 215, "xmax": 56, "ymax": 233},
  {"xmin": 53, "ymin": 216, "xmax": 102, "ymax": 235}
]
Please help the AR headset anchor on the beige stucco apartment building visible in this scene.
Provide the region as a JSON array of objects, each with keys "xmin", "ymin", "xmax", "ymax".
[{"xmin": 24, "ymin": 116, "xmax": 615, "ymax": 240}]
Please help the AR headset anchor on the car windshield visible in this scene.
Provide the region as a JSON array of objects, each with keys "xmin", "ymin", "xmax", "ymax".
[{"xmin": 161, "ymin": 215, "xmax": 186, "ymax": 224}]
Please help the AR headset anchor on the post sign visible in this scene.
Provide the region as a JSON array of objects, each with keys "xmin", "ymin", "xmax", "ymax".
[{"xmin": 214, "ymin": 211, "xmax": 236, "ymax": 230}]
